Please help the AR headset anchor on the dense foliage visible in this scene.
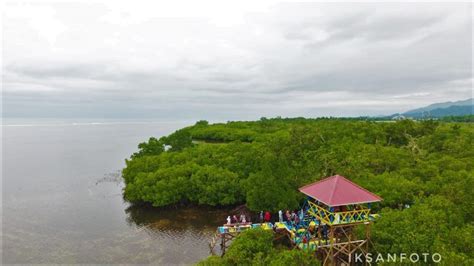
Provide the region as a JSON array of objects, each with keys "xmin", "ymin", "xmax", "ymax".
[
  {"xmin": 439, "ymin": 114, "xmax": 473, "ymax": 122},
  {"xmin": 197, "ymin": 229, "xmax": 320, "ymax": 266},
  {"xmin": 123, "ymin": 118, "xmax": 473, "ymax": 263}
]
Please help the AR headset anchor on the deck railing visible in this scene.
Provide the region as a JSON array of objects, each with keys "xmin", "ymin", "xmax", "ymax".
[{"xmin": 307, "ymin": 201, "xmax": 371, "ymax": 225}]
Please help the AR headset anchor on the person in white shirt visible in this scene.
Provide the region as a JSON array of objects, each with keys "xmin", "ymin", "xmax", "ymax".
[{"xmin": 239, "ymin": 214, "xmax": 246, "ymax": 223}]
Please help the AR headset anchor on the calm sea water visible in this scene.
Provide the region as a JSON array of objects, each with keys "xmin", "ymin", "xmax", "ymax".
[{"xmin": 2, "ymin": 119, "xmax": 227, "ymax": 264}]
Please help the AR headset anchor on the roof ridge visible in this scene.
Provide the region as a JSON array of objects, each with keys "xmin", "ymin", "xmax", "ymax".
[
  {"xmin": 339, "ymin": 176, "xmax": 383, "ymax": 201},
  {"xmin": 298, "ymin": 175, "xmax": 338, "ymax": 190},
  {"xmin": 327, "ymin": 175, "xmax": 339, "ymax": 205}
]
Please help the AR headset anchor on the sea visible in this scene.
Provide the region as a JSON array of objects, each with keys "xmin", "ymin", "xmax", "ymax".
[{"xmin": 1, "ymin": 118, "xmax": 227, "ymax": 264}]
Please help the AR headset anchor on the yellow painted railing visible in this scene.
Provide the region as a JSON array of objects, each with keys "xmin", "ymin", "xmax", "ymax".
[
  {"xmin": 307, "ymin": 201, "xmax": 333, "ymax": 224},
  {"xmin": 307, "ymin": 201, "xmax": 371, "ymax": 225}
]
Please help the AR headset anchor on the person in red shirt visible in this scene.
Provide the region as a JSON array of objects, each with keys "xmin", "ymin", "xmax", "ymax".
[
  {"xmin": 302, "ymin": 235, "xmax": 308, "ymax": 243},
  {"xmin": 264, "ymin": 211, "xmax": 271, "ymax": 222}
]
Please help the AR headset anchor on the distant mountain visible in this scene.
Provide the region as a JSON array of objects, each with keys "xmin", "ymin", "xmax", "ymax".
[
  {"xmin": 402, "ymin": 98, "xmax": 473, "ymax": 119},
  {"xmin": 405, "ymin": 98, "xmax": 472, "ymax": 114}
]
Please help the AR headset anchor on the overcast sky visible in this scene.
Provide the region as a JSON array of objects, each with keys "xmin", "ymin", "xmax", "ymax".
[{"xmin": 2, "ymin": 1, "xmax": 472, "ymax": 121}]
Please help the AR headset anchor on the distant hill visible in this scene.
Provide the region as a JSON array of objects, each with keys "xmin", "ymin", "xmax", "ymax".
[
  {"xmin": 405, "ymin": 98, "xmax": 472, "ymax": 114},
  {"xmin": 392, "ymin": 98, "xmax": 473, "ymax": 119},
  {"xmin": 404, "ymin": 105, "xmax": 472, "ymax": 119}
]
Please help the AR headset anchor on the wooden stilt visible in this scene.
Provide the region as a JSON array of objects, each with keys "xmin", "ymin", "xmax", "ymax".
[{"xmin": 220, "ymin": 234, "xmax": 225, "ymax": 256}]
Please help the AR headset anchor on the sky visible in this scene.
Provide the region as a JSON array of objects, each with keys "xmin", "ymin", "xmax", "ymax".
[{"xmin": 2, "ymin": 1, "xmax": 473, "ymax": 121}]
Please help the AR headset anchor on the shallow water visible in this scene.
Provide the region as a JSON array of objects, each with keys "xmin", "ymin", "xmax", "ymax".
[{"xmin": 2, "ymin": 119, "xmax": 227, "ymax": 264}]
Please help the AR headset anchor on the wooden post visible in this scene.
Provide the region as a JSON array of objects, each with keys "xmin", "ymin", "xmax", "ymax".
[
  {"xmin": 365, "ymin": 223, "xmax": 371, "ymax": 266},
  {"xmin": 221, "ymin": 234, "xmax": 226, "ymax": 256},
  {"xmin": 347, "ymin": 226, "xmax": 352, "ymax": 265},
  {"xmin": 328, "ymin": 227, "xmax": 334, "ymax": 266}
]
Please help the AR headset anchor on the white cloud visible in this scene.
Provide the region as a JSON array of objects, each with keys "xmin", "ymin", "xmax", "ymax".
[{"xmin": 3, "ymin": 1, "xmax": 472, "ymax": 119}]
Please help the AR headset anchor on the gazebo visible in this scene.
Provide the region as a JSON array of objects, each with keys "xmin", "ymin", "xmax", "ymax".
[
  {"xmin": 300, "ymin": 174, "xmax": 382, "ymax": 225},
  {"xmin": 299, "ymin": 175, "xmax": 382, "ymax": 265}
]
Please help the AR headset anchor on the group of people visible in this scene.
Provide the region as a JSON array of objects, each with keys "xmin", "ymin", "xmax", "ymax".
[
  {"xmin": 278, "ymin": 209, "xmax": 305, "ymax": 225},
  {"xmin": 300, "ymin": 224, "xmax": 329, "ymax": 244},
  {"xmin": 224, "ymin": 209, "xmax": 309, "ymax": 227},
  {"xmin": 226, "ymin": 213, "xmax": 250, "ymax": 225},
  {"xmin": 222, "ymin": 208, "xmax": 334, "ymax": 246},
  {"xmin": 256, "ymin": 209, "xmax": 306, "ymax": 226}
]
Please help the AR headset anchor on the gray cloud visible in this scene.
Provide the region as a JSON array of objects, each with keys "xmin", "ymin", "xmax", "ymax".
[{"xmin": 3, "ymin": 2, "xmax": 472, "ymax": 120}]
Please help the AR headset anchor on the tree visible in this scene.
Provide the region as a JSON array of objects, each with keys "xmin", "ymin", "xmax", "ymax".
[
  {"xmin": 131, "ymin": 137, "xmax": 165, "ymax": 158},
  {"xmin": 163, "ymin": 129, "xmax": 193, "ymax": 151},
  {"xmin": 123, "ymin": 118, "xmax": 474, "ymax": 263},
  {"xmin": 267, "ymin": 250, "xmax": 320, "ymax": 266},
  {"xmin": 198, "ymin": 228, "xmax": 321, "ymax": 265},
  {"xmin": 223, "ymin": 229, "xmax": 274, "ymax": 265}
]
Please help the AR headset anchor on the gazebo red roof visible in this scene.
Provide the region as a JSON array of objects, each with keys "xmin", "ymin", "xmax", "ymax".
[{"xmin": 299, "ymin": 175, "xmax": 382, "ymax": 207}]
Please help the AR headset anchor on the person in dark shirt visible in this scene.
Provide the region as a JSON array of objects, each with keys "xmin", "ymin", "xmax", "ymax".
[{"xmin": 232, "ymin": 215, "xmax": 238, "ymax": 224}]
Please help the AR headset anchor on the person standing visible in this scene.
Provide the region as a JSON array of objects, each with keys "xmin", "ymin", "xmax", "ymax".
[
  {"xmin": 285, "ymin": 210, "xmax": 291, "ymax": 222},
  {"xmin": 259, "ymin": 211, "xmax": 264, "ymax": 223},
  {"xmin": 226, "ymin": 216, "xmax": 231, "ymax": 225},
  {"xmin": 278, "ymin": 210, "xmax": 283, "ymax": 222},
  {"xmin": 240, "ymin": 213, "xmax": 246, "ymax": 223},
  {"xmin": 264, "ymin": 211, "xmax": 271, "ymax": 222}
]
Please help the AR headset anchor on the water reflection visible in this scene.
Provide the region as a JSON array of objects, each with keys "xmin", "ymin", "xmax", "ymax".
[
  {"xmin": 125, "ymin": 204, "xmax": 230, "ymax": 234},
  {"xmin": 123, "ymin": 203, "xmax": 231, "ymax": 262}
]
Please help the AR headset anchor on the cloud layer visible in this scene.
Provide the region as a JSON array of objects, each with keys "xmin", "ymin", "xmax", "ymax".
[{"xmin": 3, "ymin": 1, "xmax": 472, "ymax": 120}]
